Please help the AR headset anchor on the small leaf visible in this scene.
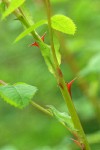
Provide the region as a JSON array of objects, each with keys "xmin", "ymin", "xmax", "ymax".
[
  {"xmin": 47, "ymin": 105, "xmax": 76, "ymax": 131},
  {"xmin": 14, "ymin": 20, "xmax": 47, "ymax": 42},
  {"xmin": 51, "ymin": 15, "xmax": 76, "ymax": 35},
  {"xmin": 38, "ymin": 34, "xmax": 61, "ymax": 74},
  {"xmin": 53, "ymin": 34, "xmax": 61, "ymax": 65},
  {"xmin": 39, "ymin": 41, "xmax": 55, "ymax": 74},
  {"xmin": 0, "ymin": 82, "xmax": 37, "ymax": 108},
  {"xmin": 2, "ymin": 0, "xmax": 25, "ymax": 19}
]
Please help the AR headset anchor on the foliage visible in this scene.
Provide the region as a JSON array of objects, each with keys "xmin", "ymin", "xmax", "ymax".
[
  {"xmin": 0, "ymin": 0, "xmax": 100, "ymax": 150},
  {"xmin": 0, "ymin": 82, "xmax": 37, "ymax": 108},
  {"xmin": 15, "ymin": 15, "xmax": 76, "ymax": 42},
  {"xmin": 51, "ymin": 15, "xmax": 76, "ymax": 35},
  {"xmin": 2, "ymin": 0, "xmax": 25, "ymax": 19},
  {"xmin": 47, "ymin": 105, "xmax": 76, "ymax": 131}
]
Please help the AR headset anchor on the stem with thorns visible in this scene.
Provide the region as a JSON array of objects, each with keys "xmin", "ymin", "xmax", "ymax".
[
  {"xmin": 2, "ymin": 0, "xmax": 91, "ymax": 149},
  {"xmin": 44, "ymin": 0, "xmax": 91, "ymax": 149}
]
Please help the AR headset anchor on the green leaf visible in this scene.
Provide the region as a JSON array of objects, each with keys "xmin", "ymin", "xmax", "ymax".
[
  {"xmin": 79, "ymin": 54, "xmax": 100, "ymax": 76},
  {"xmin": 53, "ymin": 34, "xmax": 61, "ymax": 65},
  {"xmin": 14, "ymin": 19, "xmax": 47, "ymax": 42},
  {"xmin": 15, "ymin": 15, "xmax": 76, "ymax": 43},
  {"xmin": 47, "ymin": 105, "xmax": 76, "ymax": 131},
  {"xmin": 38, "ymin": 38, "xmax": 60, "ymax": 74},
  {"xmin": 2, "ymin": 0, "xmax": 25, "ymax": 19},
  {"xmin": 21, "ymin": 5, "xmax": 34, "ymax": 25},
  {"xmin": 0, "ymin": 82, "xmax": 37, "ymax": 108},
  {"xmin": 51, "ymin": 15, "xmax": 76, "ymax": 35},
  {"xmin": 39, "ymin": 41, "xmax": 55, "ymax": 74}
]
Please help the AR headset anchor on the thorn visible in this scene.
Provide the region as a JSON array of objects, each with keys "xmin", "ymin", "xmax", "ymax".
[
  {"xmin": 29, "ymin": 41, "xmax": 39, "ymax": 47},
  {"xmin": 71, "ymin": 138, "xmax": 84, "ymax": 150},
  {"xmin": 41, "ymin": 32, "xmax": 46, "ymax": 41},
  {"xmin": 66, "ymin": 77, "xmax": 77, "ymax": 97},
  {"xmin": 29, "ymin": 32, "xmax": 46, "ymax": 48}
]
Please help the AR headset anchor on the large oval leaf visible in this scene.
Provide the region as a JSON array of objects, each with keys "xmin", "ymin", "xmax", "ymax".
[
  {"xmin": 51, "ymin": 15, "xmax": 76, "ymax": 35},
  {"xmin": 0, "ymin": 82, "xmax": 37, "ymax": 108}
]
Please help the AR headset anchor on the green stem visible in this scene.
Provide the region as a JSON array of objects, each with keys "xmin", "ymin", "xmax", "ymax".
[
  {"xmin": 44, "ymin": 0, "xmax": 59, "ymax": 71},
  {"xmin": 57, "ymin": 33, "xmax": 100, "ymax": 124},
  {"xmin": 2, "ymin": 0, "xmax": 41, "ymax": 41},
  {"xmin": 18, "ymin": 8, "xmax": 40, "ymax": 40},
  {"xmin": 31, "ymin": 101, "xmax": 77, "ymax": 137},
  {"xmin": 44, "ymin": 0, "xmax": 91, "ymax": 150},
  {"xmin": 31, "ymin": 101, "xmax": 53, "ymax": 117}
]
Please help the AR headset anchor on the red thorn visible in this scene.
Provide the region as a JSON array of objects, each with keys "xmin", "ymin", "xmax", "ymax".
[
  {"xmin": 41, "ymin": 32, "xmax": 46, "ymax": 41},
  {"xmin": 66, "ymin": 77, "xmax": 77, "ymax": 97},
  {"xmin": 29, "ymin": 42, "xmax": 39, "ymax": 47},
  {"xmin": 29, "ymin": 32, "xmax": 46, "ymax": 47},
  {"xmin": 71, "ymin": 138, "xmax": 84, "ymax": 150}
]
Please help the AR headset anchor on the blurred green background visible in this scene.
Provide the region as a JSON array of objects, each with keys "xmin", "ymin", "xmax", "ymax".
[{"xmin": 0, "ymin": 0, "xmax": 100, "ymax": 150}]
